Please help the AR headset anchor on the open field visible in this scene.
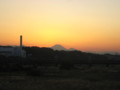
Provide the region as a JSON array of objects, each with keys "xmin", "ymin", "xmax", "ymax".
[{"xmin": 0, "ymin": 65, "xmax": 120, "ymax": 90}]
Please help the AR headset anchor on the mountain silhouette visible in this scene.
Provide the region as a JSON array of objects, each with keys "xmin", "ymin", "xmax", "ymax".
[
  {"xmin": 68, "ymin": 48, "xmax": 77, "ymax": 51},
  {"xmin": 51, "ymin": 44, "xmax": 77, "ymax": 51},
  {"xmin": 51, "ymin": 44, "xmax": 67, "ymax": 51}
]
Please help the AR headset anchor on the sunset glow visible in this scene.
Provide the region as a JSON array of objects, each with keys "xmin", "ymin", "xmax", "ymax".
[{"xmin": 0, "ymin": 0, "xmax": 120, "ymax": 53}]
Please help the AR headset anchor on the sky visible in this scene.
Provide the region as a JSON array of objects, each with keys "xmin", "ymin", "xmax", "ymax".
[{"xmin": 0, "ymin": 0, "xmax": 120, "ymax": 53}]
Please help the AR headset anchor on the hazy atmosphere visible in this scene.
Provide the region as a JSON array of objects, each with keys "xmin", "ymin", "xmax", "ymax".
[
  {"xmin": 0, "ymin": 0, "xmax": 120, "ymax": 53},
  {"xmin": 1, "ymin": 1, "xmax": 120, "ymax": 90}
]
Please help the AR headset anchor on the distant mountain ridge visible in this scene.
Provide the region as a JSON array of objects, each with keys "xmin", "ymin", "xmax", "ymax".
[{"xmin": 51, "ymin": 44, "xmax": 77, "ymax": 51}]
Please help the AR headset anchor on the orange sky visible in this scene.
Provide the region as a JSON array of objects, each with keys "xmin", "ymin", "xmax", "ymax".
[{"xmin": 0, "ymin": 0, "xmax": 120, "ymax": 53}]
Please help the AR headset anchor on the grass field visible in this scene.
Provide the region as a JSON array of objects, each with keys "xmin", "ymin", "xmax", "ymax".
[{"xmin": 0, "ymin": 65, "xmax": 120, "ymax": 90}]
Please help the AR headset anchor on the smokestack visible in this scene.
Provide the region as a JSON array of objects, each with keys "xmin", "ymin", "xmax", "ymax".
[
  {"xmin": 20, "ymin": 35, "xmax": 23, "ymax": 57},
  {"xmin": 20, "ymin": 35, "xmax": 22, "ymax": 50}
]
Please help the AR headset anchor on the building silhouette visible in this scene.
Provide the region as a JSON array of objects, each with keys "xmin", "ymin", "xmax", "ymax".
[{"xmin": 0, "ymin": 35, "xmax": 26, "ymax": 57}]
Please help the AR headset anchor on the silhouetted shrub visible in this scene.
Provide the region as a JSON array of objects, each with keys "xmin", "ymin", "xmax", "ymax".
[
  {"xmin": 59, "ymin": 63, "xmax": 75, "ymax": 70},
  {"xmin": 26, "ymin": 69, "xmax": 43, "ymax": 76}
]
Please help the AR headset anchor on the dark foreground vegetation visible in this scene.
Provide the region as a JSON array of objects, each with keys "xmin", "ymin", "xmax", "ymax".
[
  {"xmin": 0, "ymin": 46, "xmax": 120, "ymax": 90},
  {"xmin": 1, "ymin": 67, "xmax": 120, "ymax": 90}
]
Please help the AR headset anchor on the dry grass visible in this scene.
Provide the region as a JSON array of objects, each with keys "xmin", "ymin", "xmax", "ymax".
[{"xmin": 0, "ymin": 65, "xmax": 120, "ymax": 90}]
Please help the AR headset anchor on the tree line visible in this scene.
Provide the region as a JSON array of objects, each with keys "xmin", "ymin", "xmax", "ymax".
[{"xmin": 0, "ymin": 46, "xmax": 120, "ymax": 72}]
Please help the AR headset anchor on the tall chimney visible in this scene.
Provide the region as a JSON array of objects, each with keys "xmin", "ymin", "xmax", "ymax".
[{"xmin": 20, "ymin": 35, "xmax": 22, "ymax": 50}]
